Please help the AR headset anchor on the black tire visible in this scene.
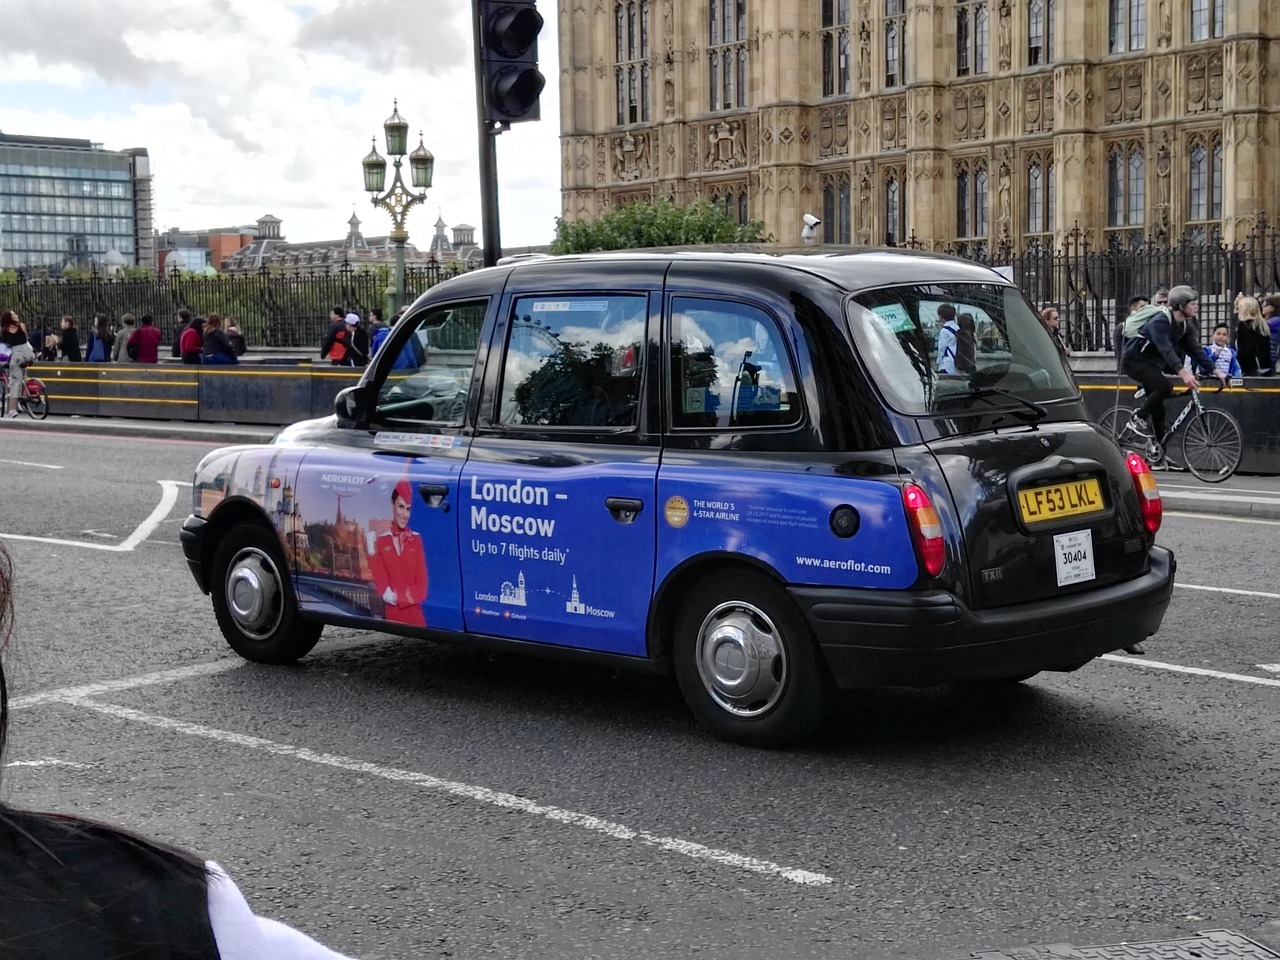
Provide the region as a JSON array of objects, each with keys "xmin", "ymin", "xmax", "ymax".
[
  {"xmin": 673, "ymin": 570, "xmax": 832, "ymax": 748},
  {"xmin": 25, "ymin": 378, "xmax": 48, "ymax": 420},
  {"xmin": 1097, "ymin": 405, "xmax": 1135, "ymax": 445},
  {"xmin": 211, "ymin": 521, "xmax": 322, "ymax": 664},
  {"xmin": 1181, "ymin": 409, "xmax": 1242, "ymax": 483}
]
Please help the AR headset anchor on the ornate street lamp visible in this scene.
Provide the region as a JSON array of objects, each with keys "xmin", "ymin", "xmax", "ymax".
[{"xmin": 361, "ymin": 100, "xmax": 432, "ymax": 316}]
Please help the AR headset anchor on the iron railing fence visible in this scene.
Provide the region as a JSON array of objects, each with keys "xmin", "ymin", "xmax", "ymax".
[
  {"xmin": 0, "ymin": 261, "xmax": 476, "ymax": 349},
  {"xmin": 5, "ymin": 221, "xmax": 1280, "ymax": 353},
  {"xmin": 925, "ymin": 218, "xmax": 1280, "ymax": 352}
]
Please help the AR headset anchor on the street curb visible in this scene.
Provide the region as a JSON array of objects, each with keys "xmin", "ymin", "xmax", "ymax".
[
  {"xmin": 0, "ymin": 415, "xmax": 276, "ymax": 445},
  {"xmin": 1161, "ymin": 493, "xmax": 1280, "ymax": 521}
]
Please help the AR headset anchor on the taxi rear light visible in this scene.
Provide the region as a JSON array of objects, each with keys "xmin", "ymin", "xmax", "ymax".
[
  {"xmin": 1125, "ymin": 452, "xmax": 1162, "ymax": 534},
  {"xmin": 903, "ymin": 482, "xmax": 945, "ymax": 577}
]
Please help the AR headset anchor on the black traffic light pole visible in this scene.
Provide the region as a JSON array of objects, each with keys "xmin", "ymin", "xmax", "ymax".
[
  {"xmin": 473, "ymin": 0, "xmax": 502, "ymax": 267},
  {"xmin": 472, "ymin": 0, "xmax": 545, "ymax": 268}
]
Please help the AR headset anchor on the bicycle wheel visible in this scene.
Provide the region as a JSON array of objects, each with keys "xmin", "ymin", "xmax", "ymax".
[
  {"xmin": 1180, "ymin": 409, "xmax": 1242, "ymax": 483},
  {"xmin": 1098, "ymin": 405, "xmax": 1138, "ymax": 445},
  {"xmin": 24, "ymin": 378, "xmax": 48, "ymax": 420}
]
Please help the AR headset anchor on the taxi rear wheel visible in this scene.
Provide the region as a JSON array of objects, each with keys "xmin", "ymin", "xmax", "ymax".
[
  {"xmin": 211, "ymin": 522, "xmax": 322, "ymax": 664},
  {"xmin": 673, "ymin": 571, "xmax": 832, "ymax": 748}
]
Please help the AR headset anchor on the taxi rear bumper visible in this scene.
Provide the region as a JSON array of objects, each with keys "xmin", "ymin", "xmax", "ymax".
[{"xmin": 789, "ymin": 546, "xmax": 1174, "ymax": 688}]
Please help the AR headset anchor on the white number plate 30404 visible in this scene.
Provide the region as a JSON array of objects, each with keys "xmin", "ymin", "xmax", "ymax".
[{"xmin": 1053, "ymin": 529, "xmax": 1096, "ymax": 587}]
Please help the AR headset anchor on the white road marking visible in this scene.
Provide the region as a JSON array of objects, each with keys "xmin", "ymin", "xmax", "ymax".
[
  {"xmin": 1103, "ymin": 654, "xmax": 1280, "ymax": 688},
  {"xmin": 0, "ymin": 458, "xmax": 63, "ymax": 470},
  {"xmin": 10, "ymin": 660, "xmax": 244, "ymax": 710},
  {"xmin": 5, "ymin": 758, "xmax": 93, "ymax": 769},
  {"xmin": 1161, "ymin": 491, "xmax": 1280, "ymax": 505},
  {"xmin": 1257, "ymin": 665, "xmax": 1280, "ymax": 674},
  {"xmin": 1177, "ymin": 583, "xmax": 1280, "ymax": 600},
  {"xmin": 62, "ymin": 696, "xmax": 832, "ymax": 887},
  {"xmin": 1159, "ymin": 483, "xmax": 1280, "ymax": 496},
  {"xmin": 1165, "ymin": 511, "xmax": 1280, "ymax": 525},
  {"xmin": 1, "ymin": 480, "xmax": 182, "ymax": 552}
]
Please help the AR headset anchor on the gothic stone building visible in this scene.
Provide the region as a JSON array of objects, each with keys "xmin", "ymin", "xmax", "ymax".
[{"xmin": 559, "ymin": 0, "xmax": 1278, "ymax": 252}]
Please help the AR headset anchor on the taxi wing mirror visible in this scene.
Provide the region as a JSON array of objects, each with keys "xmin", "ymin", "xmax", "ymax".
[{"xmin": 334, "ymin": 384, "xmax": 372, "ymax": 425}]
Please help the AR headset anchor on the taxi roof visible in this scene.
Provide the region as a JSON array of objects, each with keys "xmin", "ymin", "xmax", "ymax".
[{"xmin": 503, "ymin": 245, "xmax": 1014, "ymax": 292}]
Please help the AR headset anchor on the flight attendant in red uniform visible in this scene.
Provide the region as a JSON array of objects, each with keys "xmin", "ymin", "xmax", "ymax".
[{"xmin": 369, "ymin": 480, "xmax": 428, "ymax": 626}]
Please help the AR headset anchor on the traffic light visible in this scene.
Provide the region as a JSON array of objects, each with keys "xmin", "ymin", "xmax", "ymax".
[{"xmin": 478, "ymin": 0, "xmax": 546, "ymax": 126}]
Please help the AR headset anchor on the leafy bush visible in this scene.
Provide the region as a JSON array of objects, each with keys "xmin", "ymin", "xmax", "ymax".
[{"xmin": 550, "ymin": 199, "xmax": 770, "ymax": 254}]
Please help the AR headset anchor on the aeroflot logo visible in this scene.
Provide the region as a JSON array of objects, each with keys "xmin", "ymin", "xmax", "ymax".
[{"xmin": 320, "ymin": 474, "xmax": 377, "ymax": 485}]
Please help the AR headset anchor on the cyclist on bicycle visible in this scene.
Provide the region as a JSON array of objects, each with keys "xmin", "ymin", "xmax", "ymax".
[
  {"xmin": 1, "ymin": 310, "xmax": 35, "ymax": 419},
  {"xmin": 1120, "ymin": 284, "xmax": 1227, "ymax": 450}
]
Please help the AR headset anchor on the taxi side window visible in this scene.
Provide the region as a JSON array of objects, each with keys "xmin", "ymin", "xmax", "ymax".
[
  {"xmin": 670, "ymin": 297, "xmax": 801, "ymax": 430},
  {"xmin": 374, "ymin": 301, "xmax": 487, "ymax": 425},
  {"xmin": 497, "ymin": 295, "xmax": 646, "ymax": 429}
]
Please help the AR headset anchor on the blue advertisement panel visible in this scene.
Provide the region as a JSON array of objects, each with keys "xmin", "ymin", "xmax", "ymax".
[
  {"xmin": 459, "ymin": 455, "xmax": 657, "ymax": 656},
  {"xmin": 193, "ymin": 445, "xmax": 310, "ymax": 564},
  {"xmin": 655, "ymin": 467, "xmax": 919, "ymax": 590},
  {"xmin": 290, "ymin": 444, "xmax": 465, "ymax": 632}
]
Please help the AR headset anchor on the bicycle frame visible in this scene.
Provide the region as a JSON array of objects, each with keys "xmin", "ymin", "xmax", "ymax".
[{"xmin": 1158, "ymin": 389, "xmax": 1205, "ymax": 446}]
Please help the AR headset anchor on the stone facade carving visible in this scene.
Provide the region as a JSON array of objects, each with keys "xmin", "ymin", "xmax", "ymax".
[
  {"xmin": 611, "ymin": 132, "xmax": 651, "ymax": 182},
  {"xmin": 954, "ymin": 86, "xmax": 987, "ymax": 142},
  {"xmin": 558, "ymin": 2, "xmax": 1280, "ymax": 247},
  {"xmin": 1105, "ymin": 65, "xmax": 1144, "ymax": 124},
  {"xmin": 705, "ymin": 119, "xmax": 748, "ymax": 170},
  {"xmin": 818, "ymin": 105, "xmax": 850, "ymax": 158},
  {"xmin": 881, "ymin": 96, "xmax": 907, "ymax": 150}
]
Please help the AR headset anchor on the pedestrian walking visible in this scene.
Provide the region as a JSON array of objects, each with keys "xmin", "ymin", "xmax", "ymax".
[
  {"xmin": 368, "ymin": 308, "xmax": 390, "ymax": 358},
  {"xmin": 127, "ymin": 314, "xmax": 163, "ymax": 363},
  {"xmin": 58, "ymin": 316, "xmax": 81, "ymax": 362},
  {"xmin": 111, "ymin": 313, "xmax": 136, "ymax": 362},
  {"xmin": 201, "ymin": 313, "xmax": 239, "ymax": 365},
  {"xmin": 1263, "ymin": 295, "xmax": 1280, "ymax": 373},
  {"xmin": 84, "ymin": 314, "xmax": 114, "ymax": 363},
  {"xmin": 0, "ymin": 543, "xmax": 357, "ymax": 959},
  {"xmin": 178, "ymin": 313, "xmax": 204, "ymax": 365},
  {"xmin": 320, "ymin": 307, "xmax": 350, "ymax": 365},
  {"xmin": 1040, "ymin": 305, "xmax": 1070, "ymax": 359},
  {"xmin": 1202, "ymin": 322, "xmax": 1242, "ymax": 378},
  {"xmin": 225, "ymin": 318, "xmax": 248, "ymax": 357},
  {"xmin": 1, "ymin": 311, "xmax": 35, "ymax": 418},
  {"xmin": 1233, "ymin": 295, "xmax": 1272, "ymax": 377},
  {"xmin": 345, "ymin": 312, "xmax": 370, "ymax": 368}
]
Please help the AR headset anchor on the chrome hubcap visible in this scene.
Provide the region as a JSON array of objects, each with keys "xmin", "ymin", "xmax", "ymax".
[
  {"xmin": 695, "ymin": 600, "xmax": 787, "ymax": 718},
  {"xmin": 226, "ymin": 547, "xmax": 282, "ymax": 640}
]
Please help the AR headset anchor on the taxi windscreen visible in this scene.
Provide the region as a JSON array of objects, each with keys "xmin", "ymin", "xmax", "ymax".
[{"xmin": 845, "ymin": 282, "xmax": 1078, "ymax": 417}]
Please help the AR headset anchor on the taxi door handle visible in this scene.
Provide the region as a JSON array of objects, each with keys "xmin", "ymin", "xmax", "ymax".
[
  {"xmin": 418, "ymin": 483, "xmax": 450, "ymax": 512},
  {"xmin": 605, "ymin": 497, "xmax": 643, "ymax": 524}
]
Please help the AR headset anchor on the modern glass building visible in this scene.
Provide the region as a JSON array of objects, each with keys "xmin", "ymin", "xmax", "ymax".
[{"xmin": 0, "ymin": 132, "xmax": 155, "ymax": 273}]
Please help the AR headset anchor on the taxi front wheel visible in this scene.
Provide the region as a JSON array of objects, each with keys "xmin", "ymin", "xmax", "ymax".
[
  {"xmin": 211, "ymin": 522, "xmax": 322, "ymax": 664},
  {"xmin": 674, "ymin": 571, "xmax": 833, "ymax": 748}
]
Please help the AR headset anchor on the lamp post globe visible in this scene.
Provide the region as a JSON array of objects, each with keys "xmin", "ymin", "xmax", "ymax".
[
  {"xmin": 410, "ymin": 136, "xmax": 434, "ymax": 190},
  {"xmin": 383, "ymin": 100, "xmax": 409, "ymax": 158},
  {"xmin": 362, "ymin": 138, "xmax": 387, "ymax": 194}
]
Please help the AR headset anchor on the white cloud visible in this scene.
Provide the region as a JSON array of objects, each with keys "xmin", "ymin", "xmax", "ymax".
[{"xmin": 0, "ymin": 0, "xmax": 562, "ymax": 249}]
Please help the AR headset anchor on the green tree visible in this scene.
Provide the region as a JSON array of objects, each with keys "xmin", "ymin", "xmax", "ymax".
[{"xmin": 549, "ymin": 198, "xmax": 770, "ymax": 254}]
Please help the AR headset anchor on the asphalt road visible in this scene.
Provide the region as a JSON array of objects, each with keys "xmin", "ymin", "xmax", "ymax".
[{"xmin": 1, "ymin": 427, "xmax": 1278, "ymax": 960}]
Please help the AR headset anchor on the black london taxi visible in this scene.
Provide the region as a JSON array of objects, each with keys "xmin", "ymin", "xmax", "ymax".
[{"xmin": 180, "ymin": 248, "xmax": 1175, "ymax": 747}]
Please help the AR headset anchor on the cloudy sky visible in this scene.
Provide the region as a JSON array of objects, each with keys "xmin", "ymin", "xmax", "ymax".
[{"xmin": 0, "ymin": 0, "xmax": 562, "ymax": 248}]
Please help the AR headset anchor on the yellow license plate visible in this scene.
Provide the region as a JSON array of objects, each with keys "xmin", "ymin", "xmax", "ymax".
[{"xmin": 1017, "ymin": 478, "xmax": 1105, "ymax": 524}]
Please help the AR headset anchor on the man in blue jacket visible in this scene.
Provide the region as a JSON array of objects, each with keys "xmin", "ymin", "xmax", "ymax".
[{"xmin": 1121, "ymin": 284, "xmax": 1227, "ymax": 446}]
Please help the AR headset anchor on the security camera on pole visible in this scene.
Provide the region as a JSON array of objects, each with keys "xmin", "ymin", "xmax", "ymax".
[{"xmin": 473, "ymin": 0, "xmax": 546, "ymax": 267}]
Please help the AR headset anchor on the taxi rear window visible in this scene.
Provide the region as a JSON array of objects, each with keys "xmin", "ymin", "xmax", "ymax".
[{"xmin": 846, "ymin": 282, "xmax": 1077, "ymax": 417}]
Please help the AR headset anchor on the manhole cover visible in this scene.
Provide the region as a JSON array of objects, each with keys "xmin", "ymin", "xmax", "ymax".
[{"xmin": 953, "ymin": 929, "xmax": 1280, "ymax": 960}]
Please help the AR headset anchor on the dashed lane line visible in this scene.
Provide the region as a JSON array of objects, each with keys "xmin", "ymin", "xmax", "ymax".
[
  {"xmin": 0, "ymin": 459, "xmax": 63, "ymax": 470},
  {"xmin": 64, "ymin": 696, "xmax": 835, "ymax": 889},
  {"xmin": 1101, "ymin": 654, "xmax": 1280, "ymax": 688},
  {"xmin": 1176, "ymin": 583, "xmax": 1280, "ymax": 600}
]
